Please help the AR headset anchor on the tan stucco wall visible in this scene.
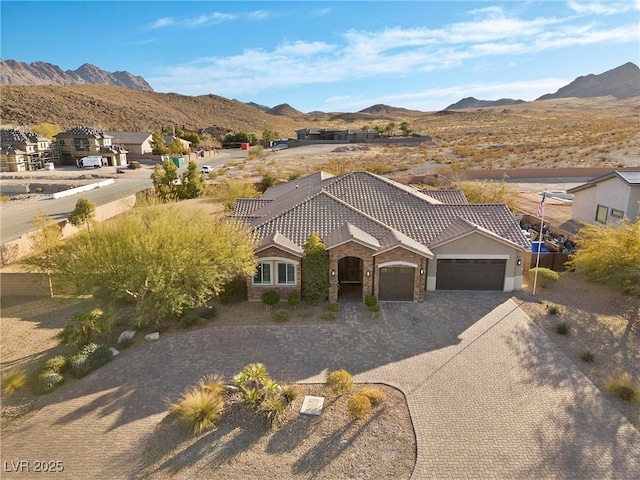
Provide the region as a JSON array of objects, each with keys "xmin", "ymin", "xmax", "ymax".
[
  {"xmin": 428, "ymin": 232, "xmax": 524, "ymax": 291},
  {"xmin": 572, "ymin": 178, "xmax": 639, "ymax": 224}
]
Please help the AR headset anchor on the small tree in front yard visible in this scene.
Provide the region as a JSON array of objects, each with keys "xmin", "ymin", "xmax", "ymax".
[
  {"xmin": 68, "ymin": 198, "xmax": 96, "ymax": 231},
  {"xmin": 302, "ymin": 232, "xmax": 329, "ymax": 303}
]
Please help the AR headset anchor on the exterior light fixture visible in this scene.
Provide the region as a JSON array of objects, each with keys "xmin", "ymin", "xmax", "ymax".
[
  {"xmin": 331, "ymin": 269, "xmax": 336, "ymax": 276},
  {"xmin": 420, "ymin": 268, "xmax": 425, "ymax": 275},
  {"xmin": 366, "ymin": 271, "xmax": 370, "ymax": 277},
  {"xmin": 517, "ymin": 259, "xmax": 522, "ymax": 266}
]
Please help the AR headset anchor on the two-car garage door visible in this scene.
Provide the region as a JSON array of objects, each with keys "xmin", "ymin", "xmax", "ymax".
[{"xmin": 436, "ymin": 259, "xmax": 506, "ymax": 290}]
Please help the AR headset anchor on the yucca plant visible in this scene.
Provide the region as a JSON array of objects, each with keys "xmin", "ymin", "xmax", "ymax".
[{"xmin": 171, "ymin": 387, "xmax": 225, "ymax": 435}]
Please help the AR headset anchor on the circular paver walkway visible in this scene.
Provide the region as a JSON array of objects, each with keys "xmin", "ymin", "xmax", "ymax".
[{"xmin": 2, "ymin": 292, "xmax": 639, "ymax": 478}]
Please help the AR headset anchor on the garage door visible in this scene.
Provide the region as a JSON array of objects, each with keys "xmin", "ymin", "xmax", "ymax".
[
  {"xmin": 436, "ymin": 259, "xmax": 506, "ymax": 290},
  {"xmin": 378, "ymin": 266, "xmax": 415, "ymax": 301}
]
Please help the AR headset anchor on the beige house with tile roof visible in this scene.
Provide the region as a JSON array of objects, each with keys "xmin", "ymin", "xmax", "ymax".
[{"xmin": 232, "ymin": 171, "xmax": 530, "ymax": 302}]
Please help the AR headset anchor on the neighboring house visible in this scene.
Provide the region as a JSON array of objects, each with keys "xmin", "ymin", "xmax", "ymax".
[
  {"xmin": 163, "ymin": 136, "xmax": 191, "ymax": 151},
  {"xmin": 297, "ymin": 128, "xmax": 379, "ymax": 142},
  {"xmin": 103, "ymin": 131, "xmax": 153, "ymax": 155},
  {"xmin": 0, "ymin": 128, "xmax": 51, "ymax": 171},
  {"xmin": 567, "ymin": 170, "xmax": 640, "ymax": 224},
  {"xmin": 232, "ymin": 171, "xmax": 530, "ymax": 303},
  {"xmin": 53, "ymin": 126, "xmax": 128, "ymax": 167}
]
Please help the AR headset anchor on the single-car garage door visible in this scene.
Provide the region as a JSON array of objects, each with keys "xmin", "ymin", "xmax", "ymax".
[
  {"xmin": 378, "ymin": 266, "xmax": 415, "ymax": 301},
  {"xmin": 436, "ymin": 259, "xmax": 506, "ymax": 290}
]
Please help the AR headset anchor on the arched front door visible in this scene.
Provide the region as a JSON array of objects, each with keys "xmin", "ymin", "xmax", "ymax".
[{"xmin": 338, "ymin": 256, "xmax": 363, "ymax": 301}]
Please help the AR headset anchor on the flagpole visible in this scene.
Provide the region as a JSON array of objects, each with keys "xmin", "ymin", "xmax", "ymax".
[{"xmin": 532, "ymin": 189, "xmax": 547, "ymax": 295}]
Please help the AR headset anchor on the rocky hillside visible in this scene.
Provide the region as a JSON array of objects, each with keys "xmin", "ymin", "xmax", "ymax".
[
  {"xmin": 537, "ymin": 62, "xmax": 639, "ymax": 100},
  {"xmin": 265, "ymin": 103, "xmax": 306, "ymax": 116},
  {"xmin": 0, "ymin": 85, "xmax": 303, "ymax": 136},
  {"xmin": 0, "ymin": 59, "xmax": 153, "ymax": 91},
  {"xmin": 445, "ymin": 97, "xmax": 525, "ymax": 110}
]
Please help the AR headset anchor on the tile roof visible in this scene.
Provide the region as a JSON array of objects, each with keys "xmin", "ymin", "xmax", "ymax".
[
  {"xmin": 1, "ymin": 128, "xmax": 33, "ymax": 145},
  {"xmin": 232, "ymin": 171, "xmax": 530, "ymax": 253},
  {"xmin": 103, "ymin": 131, "xmax": 153, "ymax": 145},
  {"xmin": 232, "ymin": 198, "xmax": 273, "ymax": 218},
  {"xmin": 324, "ymin": 222, "xmax": 381, "ymax": 250},
  {"xmin": 428, "ymin": 217, "xmax": 525, "ymax": 250},
  {"xmin": 257, "ymin": 231, "xmax": 304, "ymax": 256},
  {"xmin": 55, "ymin": 126, "xmax": 112, "ymax": 139},
  {"xmin": 421, "ymin": 189, "xmax": 468, "ymax": 204}
]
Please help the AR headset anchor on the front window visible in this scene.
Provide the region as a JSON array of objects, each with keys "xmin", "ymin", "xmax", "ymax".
[
  {"xmin": 610, "ymin": 209, "xmax": 624, "ymax": 220},
  {"xmin": 595, "ymin": 205, "xmax": 608, "ymax": 223},
  {"xmin": 253, "ymin": 263, "xmax": 271, "ymax": 284},
  {"xmin": 277, "ymin": 263, "xmax": 296, "ymax": 284}
]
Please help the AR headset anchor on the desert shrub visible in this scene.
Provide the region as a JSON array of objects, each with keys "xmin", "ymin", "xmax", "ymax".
[
  {"xmin": 241, "ymin": 387, "xmax": 263, "ymax": 408},
  {"xmin": 259, "ymin": 397, "xmax": 285, "ymax": 428},
  {"xmin": 280, "ymin": 384, "xmax": 299, "ymax": 405},
  {"xmin": 287, "ymin": 291, "xmax": 301, "ymax": 308},
  {"xmin": 1, "ymin": 194, "xmax": 10, "ymax": 203},
  {"xmin": 605, "ymin": 375, "xmax": 639, "ymax": 402},
  {"xmin": 326, "ymin": 369, "xmax": 354, "ymax": 396},
  {"xmin": 180, "ymin": 305, "xmax": 216, "ymax": 328},
  {"xmin": 300, "ymin": 310, "xmax": 313, "ymax": 318},
  {"xmin": 171, "ymin": 387, "xmax": 225, "ymax": 435},
  {"xmin": 529, "ymin": 268, "xmax": 559, "ymax": 288},
  {"xmin": 258, "ymin": 172, "xmax": 277, "ymax": 192},
  {"xmin": 272, "ymin": 309, "xmax": 290, "ymax": 323},
  {"xmin": 358, "ymin": 386, "xmax": 387, "ymax": 405},
  {"xmin": 218, "ymin": 276, "xmax": 247, "ymax": 304},
  {"xmin": 546, "ymin": 304, "xmax": 561, "ymax": 315},
  {"xmin": 43, "ymin": 355, "xmax": 68, "ymax": 374},
  {"xmin": 365, "ymin": 162, "xmax": 393, "ymax": 175},
  {"xmin": 34, "ymin": 371, "xmax": 65, "ymax": 395},
  {"xmin": 327, "ymin": 302, "xmax": 340, "ymax": 312},
  {"xmin": 68, "ymin": 343, "xmax": 113, "ymax": 378},
  {"xmin": 197, "ymin": 373, "xmax": 226, "ymax": 396},
  {"xmin": 261, "ymin": 290, "xmax": 280, "ymax": 309},
  {"xmin": 555, "ymin": 321, "xmax": 570, "ymax": 335},
  {"xmin": 364, "ymin": 295, "xmax": 378, "ymax": 307},
  {"xmin": 58, "ymin": 308, "xmax": 111, "ymax": 348},
  {"xmin": 368, "ymin": 303, "xmax": 380, "ymax": 313},
  {"xmin": 2, "ymin": 370, "xmax": 27, "ymax": 396},
  {"xmin": 347, "ymin": 394, "xmax": 372, "ymax": 420},
  {"xmin": 321, "ymin": 311, "xmax": 336, "ymax": 321},
  {"xmin": 581, "ymin": 350, "xmax": 595, "ymax": 362}
]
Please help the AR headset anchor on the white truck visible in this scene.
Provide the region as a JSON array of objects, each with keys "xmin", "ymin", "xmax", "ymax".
[{"xmin": 77, "ymin": 156, "xmax": 104, "ymax": 168}]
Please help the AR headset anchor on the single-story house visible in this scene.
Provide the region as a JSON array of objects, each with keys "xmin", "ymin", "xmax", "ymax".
[
  {"xmin": 103, "ymin": 131, "xmax": 153, "ymax": 155},
  {"xmin": 232, "ymin": 171, "xmax": 530, "ymax": 303},
  {"xmin": 164, "ymin": 136, "xmax": 191, "ymax": 150},
  {"xmin": 567, "ymin": 170, "xmax": 640, "ymax": 224}
]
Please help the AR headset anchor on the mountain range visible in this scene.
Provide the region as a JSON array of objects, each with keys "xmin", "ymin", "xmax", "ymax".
[{"xmin": 0, "ymin": 59, "xmax": 153, "ymax": 91}]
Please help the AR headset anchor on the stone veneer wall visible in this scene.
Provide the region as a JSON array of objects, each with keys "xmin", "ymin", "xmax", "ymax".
[
  {"xmin": 374, "ymin": 248, "xmax": 428, "ymax": 301},
  {"xmin": 247, "ymin": 246, "xmax": 302, "ymax": 302}
]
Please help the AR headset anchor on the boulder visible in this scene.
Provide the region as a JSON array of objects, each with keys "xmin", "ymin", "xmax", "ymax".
[
  {"xmin": 118, "ymin": 330, "xmax": 136, "ymax": 343},
  {"xmin": 109, "ymin": 347, "xmax": 120, "ymax": 356},
  {"xmin": 144, "ymin": 332, "xmax": 160, "ymax": 341}
]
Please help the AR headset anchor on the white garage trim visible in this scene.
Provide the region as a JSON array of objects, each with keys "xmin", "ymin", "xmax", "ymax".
[
  {"xmin": 426, "ymin": 276, "xmax": 437, "ymax": 291},
  {"xmin": 377, "ymin": 261, "xmax": 419, "ymax": 268}
]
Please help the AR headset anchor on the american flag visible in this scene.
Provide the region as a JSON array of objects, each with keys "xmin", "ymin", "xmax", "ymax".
[{"xmin": 537, "ymin": 192, "xmax": 546, "ymax": 217}]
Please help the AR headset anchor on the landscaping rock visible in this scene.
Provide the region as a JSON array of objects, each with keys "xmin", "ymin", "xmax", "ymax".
[
  {"xmin": 109, "ymin": 347, "xmax": 120, "ymax": 356},
  {"xmin": 225, "ymin": 385, "xmax": 240, "ymax": 393},
  {"xmin": 144, "ymin": 332, "xmax": 160, "ymax": 341},
  {"xmin": 118, "ymin": 330, "xmax": 136, "ymax": 343}
]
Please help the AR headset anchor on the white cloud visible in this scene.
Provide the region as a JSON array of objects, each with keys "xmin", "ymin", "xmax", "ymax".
[{"xmin": 567, "ymin": 1, "xmax": 639, "ymax": 15}]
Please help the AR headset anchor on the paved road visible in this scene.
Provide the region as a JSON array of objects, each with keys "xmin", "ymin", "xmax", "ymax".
[
  {"xmin": 1, "ymin": 293, "xmax": 638, "ymax": 478},
  {"xmin": 0, "ymin": 151, "xmax": 244, "ymax": 243}
]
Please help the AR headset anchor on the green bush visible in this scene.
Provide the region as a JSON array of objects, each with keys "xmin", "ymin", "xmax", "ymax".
[
  {"xmin": 180, "ymin": 305, "xmax": 216, "ymax": 328},
  {"xmin": 2, "ymin": 370, "xmax": 27, "ymax": 396},
  {"xmin": 261, "ymin": 290, "xmax": 280, "ymax": 309},
  {"xmin": 358, "ymin": 386, "xmax": 387, "ymax": 406},
  {"xmin": 43, "ymin": 355, "xmax": 68, "ymax": 374},
  {"xmin": 326, "ymin": 369, "xmax": 354, "ymax": 396},
  {"xmin": 259, "ymin": 396, "xmax": 285, "ymax": 428},
  {"xmin": 321, "ymin": 311, "xmax": 336, "ymax": 321},
  {"xmin": 35, "ymin": 371, "xmax": 65, "ymax": 395},
  {"xmin": 364, "ymin": 295, "xmax": 378, "ymax": 307},
  {"xmin": 368, "ymin": 303, "xmax": 380, "ymax": 313},
  {"xmin": 605, "ymin": 375, "xmax": 639, "ymax": 402},
  {"xmin": 69, "ymin": 343, "xmax": 113, "ymax": 378},
  {"xmin": 347, "ymin": 394, "xmax": 372, "ymax": 420},
  {"xmin": 272, "ymin": 309, "xmax": 290, "ymax": 323},
  {"xmin": 581, "ymin": 350, "xmax": 595, "ymax": 362},
  {"xmin": 555, "ymin": 321, "xmax": 570, "ymax": 335},
  {"xmin": 58, "ymin": 308, "xmax": 111, "ymax": 348},
  {"xmin": 529, "ymin": 267, "xmax": 559, "ymax": 288},
  {"xmin": 218, "ymin": 276, "xmax": 247, "ymax": 304},
  {"xmin": 287, "ymin": 292, "xmax": 301, "ymax": 308},
  {"xmin": 171, "ymin": 387, "xmax": 225, "ymax": 435}
]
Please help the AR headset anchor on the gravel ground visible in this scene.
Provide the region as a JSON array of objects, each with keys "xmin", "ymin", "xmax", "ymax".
[{"xmin": 137, "ymin": 384, "xmax": 414, "ymax": 480}]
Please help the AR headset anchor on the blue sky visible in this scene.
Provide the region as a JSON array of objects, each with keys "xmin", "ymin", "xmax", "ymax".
[{"xmin": 1, "ymin": 1, "xmax": 638, "ymax": 112}]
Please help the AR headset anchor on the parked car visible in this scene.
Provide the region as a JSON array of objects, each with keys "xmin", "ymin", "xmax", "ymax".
[{"xmin": 201, "ymin": 165, "xmax": 215, "ymax": 173}]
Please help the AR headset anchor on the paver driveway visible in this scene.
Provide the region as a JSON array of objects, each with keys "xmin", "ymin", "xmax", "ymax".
[{"xmin": 2, "ymin": 292, "xmax": 639, "ymax": 478}]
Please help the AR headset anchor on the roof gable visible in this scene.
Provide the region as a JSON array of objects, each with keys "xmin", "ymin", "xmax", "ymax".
[
  {"xmin": 567, "ymin": 170, "xmax": 640, "ymax": 193},
  {"xmin": 256, "ymin": 231, "xmax": 303, "ymax": 256},
  {"xmin": 429, "ymin": 217, "xmax": 526, "ymax": 250}
]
